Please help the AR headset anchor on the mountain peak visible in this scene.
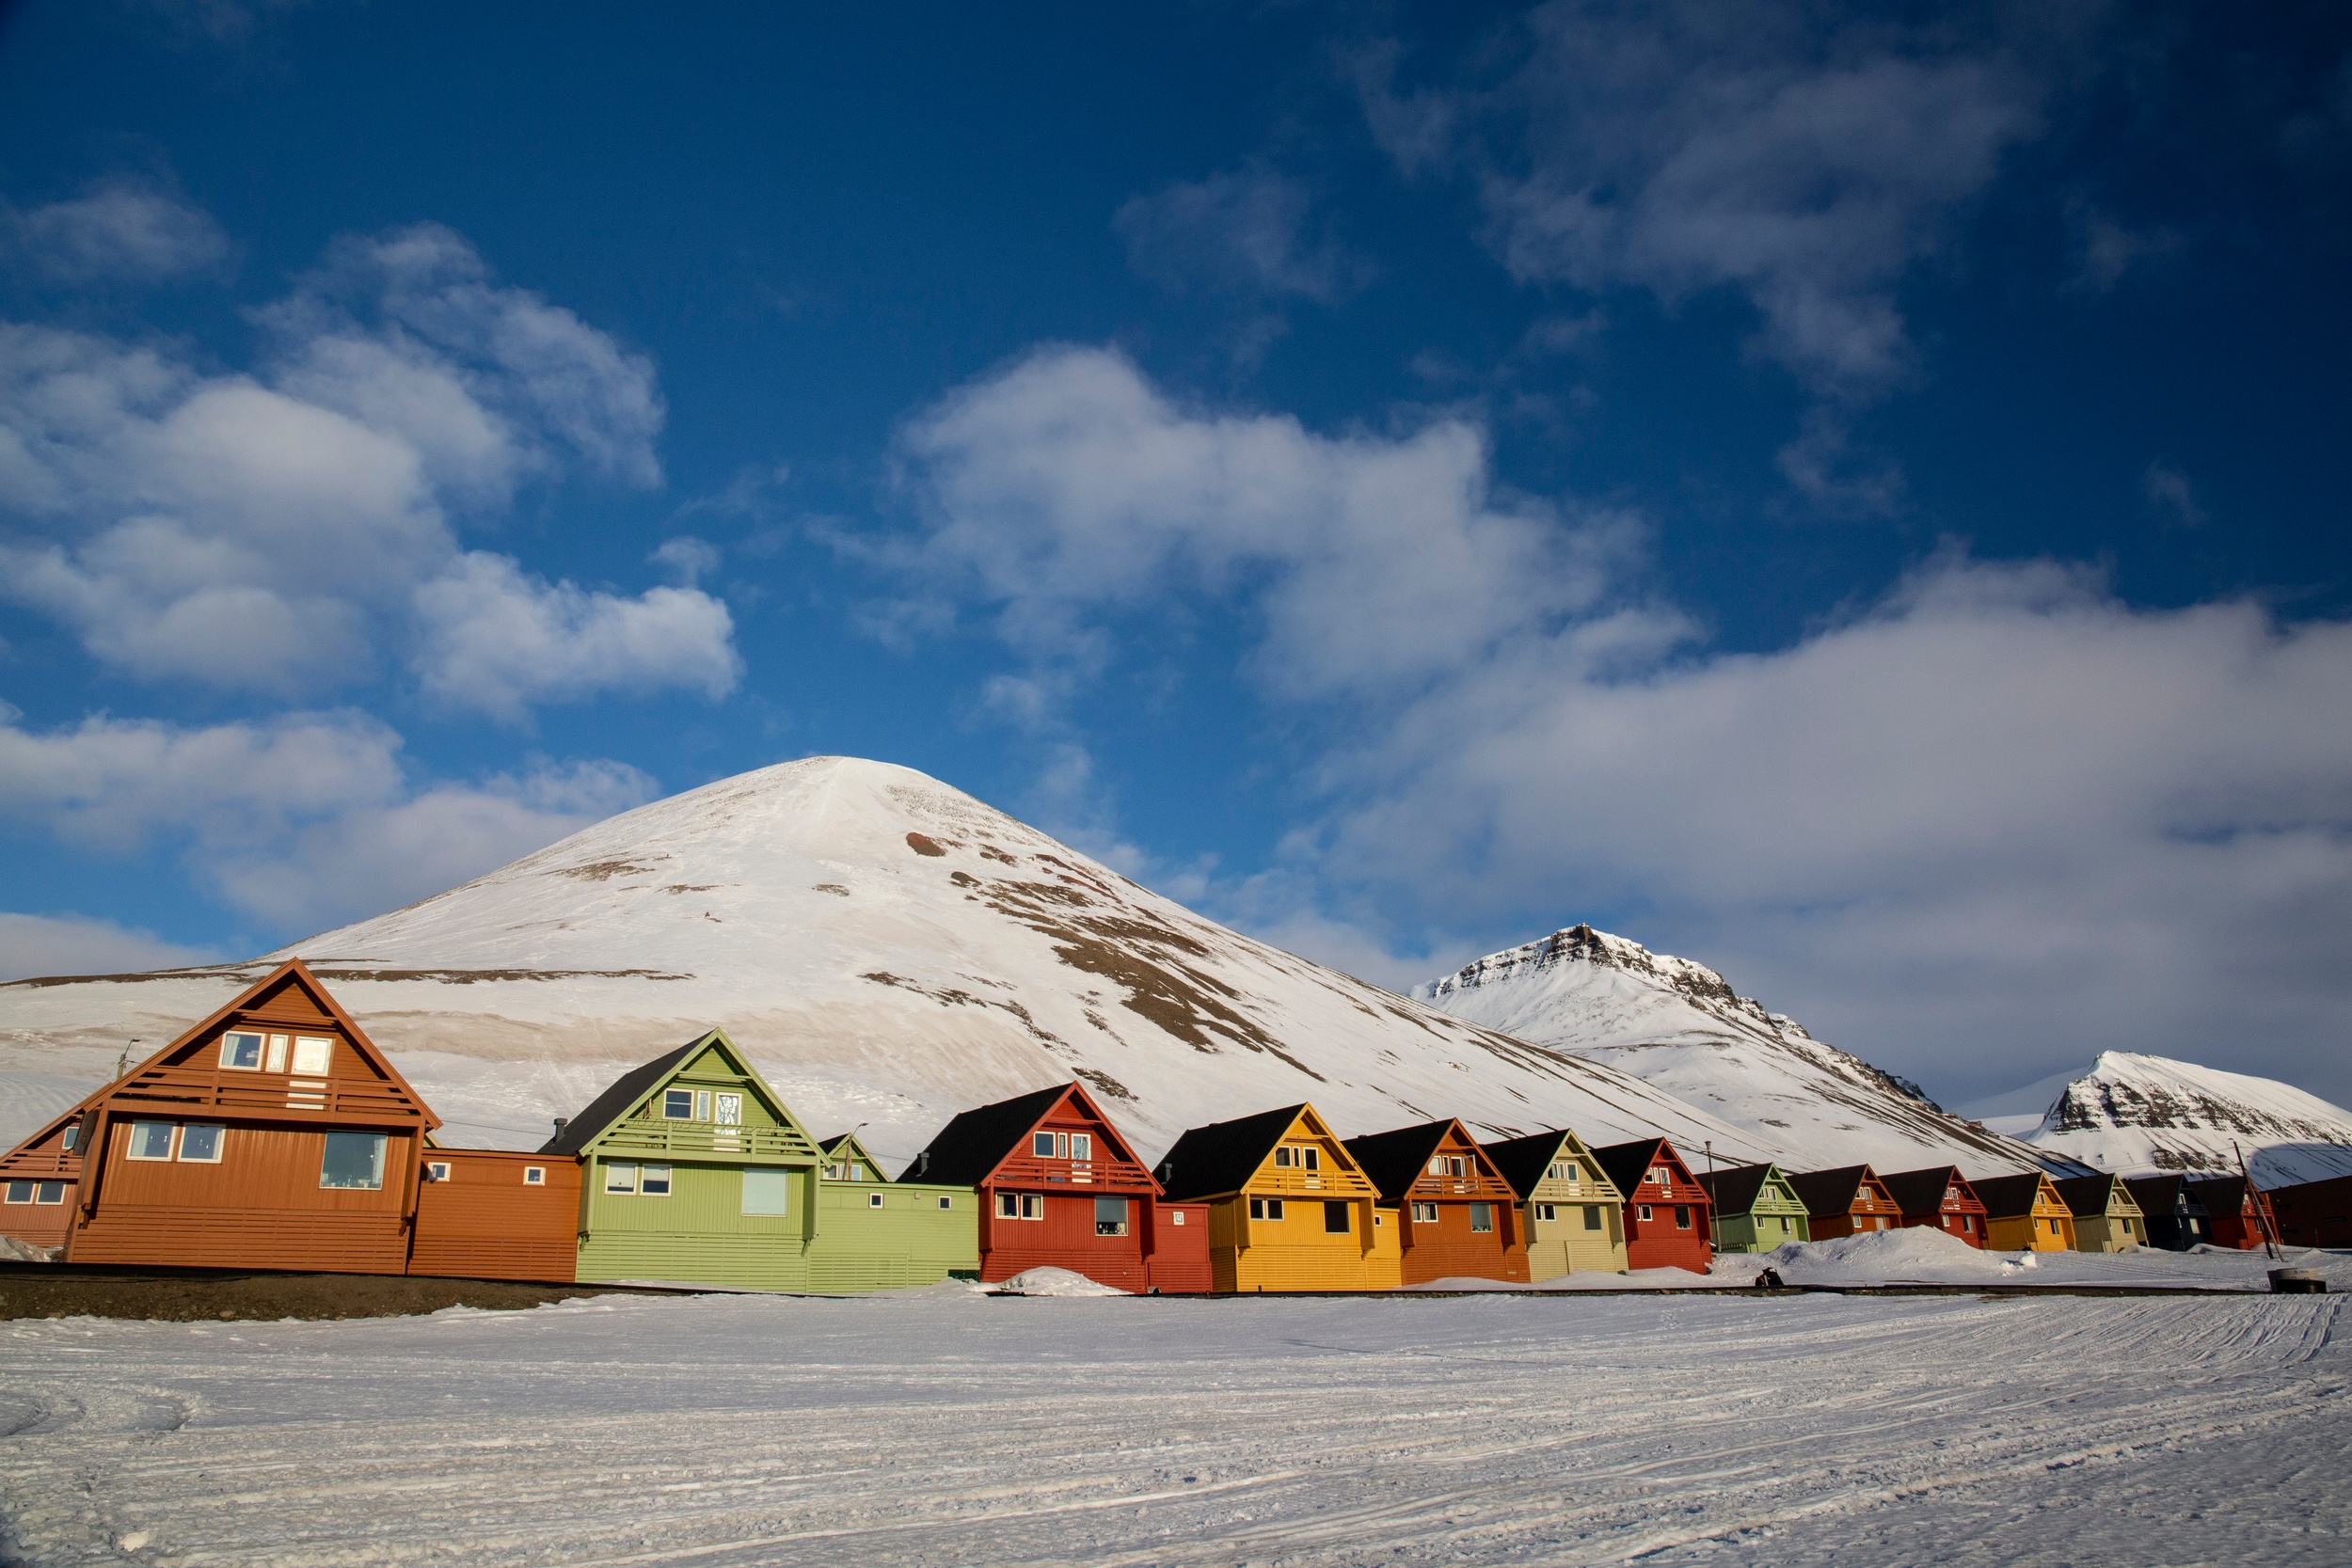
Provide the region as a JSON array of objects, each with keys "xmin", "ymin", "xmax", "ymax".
[{"xmin": 2020, "ymin": 1052, "xmax": 2352, "ymax": 1182}]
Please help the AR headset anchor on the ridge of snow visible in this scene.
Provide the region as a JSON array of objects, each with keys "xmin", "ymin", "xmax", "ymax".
[
  {"xmin": 1414, "ymin": 923, "xmax": 2063, "ymax": 1179},
  {"xmin": 2017, "ymin": 1051, "xmax": 2352, "ymax": 1184}
]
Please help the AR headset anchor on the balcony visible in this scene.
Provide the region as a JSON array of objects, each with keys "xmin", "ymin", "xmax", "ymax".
[
  {"xmin": 109, "ymin": 1067, "xmax": 423, "ymax": 1123},
  {"xmin": 599, "ymin": 1122, "xmax": 817, "ymax": 1161}
]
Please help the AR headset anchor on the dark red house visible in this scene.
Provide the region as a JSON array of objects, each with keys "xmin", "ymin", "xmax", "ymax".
[
  {"xmin": 1343, "ymin": 1118, "xmax": 1529, "ymax": 1286},
  {"xmin": 2267, "ymin": 1174, "xmax": 2352, "ymax": 1249},
  {"xmin": 2186, "ymin": 1176, "xmax": 2278, "ymax": 1251},
  {"xmin": 1592, "ymin": 1137, "xmax": 1713, "ymax": 1273},
  {"xmin": 1879, "ymin": 1165, "xmax": 1989, "ymax": 1248},
  {"xmin": 907, "ymin": 1081, "xmax": 1200, "ymax": 1291}
]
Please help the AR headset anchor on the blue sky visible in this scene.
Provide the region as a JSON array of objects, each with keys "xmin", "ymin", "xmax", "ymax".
[{"xmin": 2, "ymin": 0, "xmax": 2349, "ymax": 1106}]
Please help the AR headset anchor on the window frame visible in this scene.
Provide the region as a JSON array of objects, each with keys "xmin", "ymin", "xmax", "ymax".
[
  {"xmin": 523, "ymin": 1165, "xmax": 546, "ymax": 1186},
  {"xmin": 1470, "ymin": 1202, "xmax": 1494, "ymax": 1233},
  {"xmin": 291, "ymin": 1035, "xmax": 334, "ymax": 1075},
  {"xmin": 3, "ymin": 1180, "xmax": 29, "ymax": 1204},
  {"xmin": 1248, "ymin": 1196, "xmax": 1285, "ymax": 1222},
  {"xmin": 605, "ymin": 1161, "xmax": 641, "ymax": 1195},
  {"xmin": 319, "ymin": 1131, "xmax": 389, "ymax": 1192},
  {"xmin": 1410, "ymin": 1200, "xmax": 1439, "ymax": 1223},
  {"xmin": 1093, "ymin": 1196, "xmax": 1128, "ymax": 1236},
  {"xmin": 662, "ymin": 1088, "xmax": 696, "ymax": 1120},
  {"xmin": 1071, "ymin": 1132, "xmax": 1092, "ymax": 1162},
  {"xmin": 937, "ymin": 1194, "xmax": 952, "ymax": 1211},
  {"xmin": 220, "ymin": 1030, "xmax": 266, "ymax": 1071},
  {"xmin": 36, "ymin": 1181, "xmax": 65, "ymax": 1205},
  {"xmin": 1535, "ymin": 1202, "xmax": 1557, "ymax": 1223},
  {"xmin": 1583, "ymin": 1204, "xmax": 1603, "ymax": 1230},
  {"xmin": 176, "ymin": 1123, "xmax": 225, "ymax": 1164},
  {"xmin": 126, "ymin": 1121, "xmax": 177, "ymax": 1162},
  {"xmin": 424, "ymin": 1160, "xmax": 453, "ymax": 1182},
  {"xmin": 1032, "ymin": 1130, "xmax": 1056, "ymax": 1159},
  {"xmin": 1637, "ymin": 1203, "xmax": 1654, "ymax": 1222},
  {"xmin": 1323, "ymin": 1199, "xmax": 1350, "ymax": 1234},
  {"xmin": 869, "ymin": 1191, "xmax": 885, "ymax": 1208},
  {"xmin": 639, "ymin": 1163, "xmax": 673, "ymax": 1196}
]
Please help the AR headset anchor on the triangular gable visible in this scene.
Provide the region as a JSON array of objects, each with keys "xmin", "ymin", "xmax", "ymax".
[
  {"xmin": 1344, "ymin": 1117, "xmax": 1512, "ymax": 1205},
  {"xmin": 1593, "ymin": 1137, "xmax": 1693, "ymax": 1197},
  {"xmin": 1696, "ymin": 1162, "xmax": 1774, "ymax": 1216},
  {"xmin": 1973, "ymin": 1171, "xmax": 2066, "ymax": 1220},
  {"xmin": 547, "ymin": 1027, "xmax": 821, "ymax": 1165},
  {"xmin": 1484, "ymin": 1129, "xmax": 1580, "ymax": 1201},
  {"xmin": 910, "ymin": 1081, "xmax": 1158, "ymax": 1192},
  {"xmin": 1245, "ymin": 1105, "xmax": 1375, "ymax": 1195},
  {"xmin": 0, "ymin": 1106, "xmax": 88, "ymax": 1179},
  {"xmin": 1882, "ymin": 1165, "xmax": 1983, "ymax": 1219},
  {"xmin": 98, "ymin": 958, "xmax": 437, "ymax": 1131},
  {"xmin": 818, "ymin": 1132, "xmax": 890, "ymax": 1181},
  {"xmin": 1156, "ymin": 1103, "xmax": 1376, "ymax": 1202}
]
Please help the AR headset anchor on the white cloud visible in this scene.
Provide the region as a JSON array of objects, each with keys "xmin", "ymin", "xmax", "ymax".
[
  {"xmin": 0, "ymin": 707, "xmax": 653, "ymax": 930},
  {"xmin": 4, "ymin": 181, "xmax": 233, "ymax": 285},
  {"xmin": 2143, "ymin": 461, "xmax": 2205, "ymax": 529},
  {"xmin": 0, "ymin": 912, "xmax": 218, "ymax": 982},
  {"xmin": 1356, "ymin": 3, "xmax": 2052, "ymax": 394},
  {"xmin": 0, "ymin": 225, "xmax": 732, "ymax": 714},
  {"xmin": 1114, "ymin": 170, "xmax": 1367, "ymax": 303},
  {"xmin": 411, "ymin": 552, "xmax": 739, "ymax": 722},
  {"xmin": 650, "ymin": 535, "xmax": 722, "ymax": 585}
]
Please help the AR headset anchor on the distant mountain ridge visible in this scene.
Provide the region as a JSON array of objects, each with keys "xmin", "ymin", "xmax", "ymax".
[
  {"xmin": 2017, "ymin": 1051, "xmax": 2352, "ymax": 1185},
  {"xmin": 1416, "ymin": 924, "xmax": 2062, "ymax": 1178}
]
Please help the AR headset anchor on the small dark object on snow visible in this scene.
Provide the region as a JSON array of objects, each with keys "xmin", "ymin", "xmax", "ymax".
[
  {"xmin": 2268, "ymin": 1267, "xmax": 2327, "ymax": 1294},
  {"xmin": 1755, "ymin": 1269, "xmax": 1786, "ymax": 1290}
]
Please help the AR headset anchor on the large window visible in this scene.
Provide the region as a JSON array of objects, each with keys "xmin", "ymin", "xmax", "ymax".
[
  {"xmin": 221, "ymin": 1030, "xmax": 265, "ymax": 1070},
  {"xmin": 1470, "ymin": 1202, "xmax": 1494, "ymax": 1233},
  {"xmin": 640, "ymin": 1164, "xmax": 672, "ymax": 1196},
  {"xmin": 1248, "ymin": 1196, "xmax": 1285, "ymax": 1221},
  {"xmin": 1324, "ymin": 1200, "xmax": 1350, "ymax": 1234},
  {"xmin": 605, "ymin": 1161, "xmax": 640, "ymax": 1194},
  {"xmin": 320, "ymin": 1132, "xmax": 387, "ymax": 1190},
  {"xmin": 291, "ymin": 1037, "xmax": 334, "ymax": 1075},
  {"xmin": 1410, "ymin": 1200, "xmax": 1438, "ymax": 1223},
  {"xmin": 1583, "ymin": 1205, "xmax": 1603, "ymax": 1230},
  {"xmin": 1675, "ymin": 1206, "xmax": 1692, "ymax": 1229},
  {"xmin": 127, "ymin": 1122, "xmax": 176, "ymax": 1162},
  {"xmin": 1094, "ymin": 1196, "xmax": 1128, "ymax": 1236},
  {"xmin": 742, "ymin": 1168, "xmax": 790, "ymax": 1216},
  {"xmin": 178, "ymin": 1125, "xmax": 224, "ymax": 1164}
]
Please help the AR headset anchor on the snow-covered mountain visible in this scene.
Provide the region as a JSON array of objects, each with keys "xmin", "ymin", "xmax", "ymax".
[
  {"xmin": 2016, "ymin": 1052, "xmax": 2352, "ymax": 1185},
  {"xmin": 0, "ymin": 758, "xmax": 1793, "ymax": 1171},
  {"xmin": 1414, "ymin": 925, "xmax": 2061, "ymax": 1179}
]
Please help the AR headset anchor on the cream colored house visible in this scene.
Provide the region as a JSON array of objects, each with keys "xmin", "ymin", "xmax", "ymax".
[
  {"xmin": 1481, "ymin": 1128, "xmax": 1628, "ymax": 1278},
  {"xmin": 2054, "ymin": 1173, "xmax": 2146, "ymax": 1252}
]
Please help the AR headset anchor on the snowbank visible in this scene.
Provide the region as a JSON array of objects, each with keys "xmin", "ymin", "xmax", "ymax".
[{"xmin": 993, "ymin": 1266, "xmax": 1128, "ymax": 1297}]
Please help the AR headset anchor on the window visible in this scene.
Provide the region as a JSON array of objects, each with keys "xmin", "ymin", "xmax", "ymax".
[
  {"xmin": 127, "ymin": 1122, "xmax": 176, "ymax": 1162},
  {"xmin": 2122, "ymin": 1219, "xmax": 2135, "ymax": 1235},
  {"xmin": 742, "ymin": 1168, "xmax": 790, "ymax": 1215},
  {"xmin": 2047, "ymin": 1217, "xmax": 2060, "ymax": 1235},
  {"xmin": 1947, "ymin": 1186, "xmax": 1960, "ymax": 1202},
  {"xmin": 1169, "ymin": 1208, "xmax": 1184, "ymax": 1225},
  {"xmin": 320, "ymin": 1132, "xmax": 387, "ymax": 1190},
  {"xmin": 1249, "ymin": 1196, "xmax": 1285, "ymax": 1222},
  {"xmin": 37, "ymin": 1182, "xmax": 65, "ymax": 1204},
  {"xmin": 869, "ymin": 1191, "xmax": 885, "ymax": 1208},
  {"xmin": 1324, "ymin": 1200, "xmax": 1351, "ymax": 1234},
  {"xmin": 1274, "ymin": 1145, "xmax": 1320, "ymax": 1170},
  {"xmin": 1095, "ymin": 1196, "xmax": 1128, "ymax": 1235},
  {"xmin": 1071, "ymin": 1133, "xmax": 1092, "ymax": 1162},
  {"xmin": 292, "ymin": 1036, "xmax": 333, "ymax": 1075},
  {"xmin": 264, "ymin": 1034, "xmax": 290, "ymax": 1072},
  {"xmin": 3, "ymin": 1181, "xmax": 28, "ymax": 1203},
  {"xmin": 640, "ymin": 1164, "xmax": 672, "ymax": 1196},
  {"xmin": 1447, "ymin": 1156, "xmax": 1468, "ymax": 1179},
  {"xmin": 1779, "ymin": 1215, "xmax": 1794, "ymax": 1234},
  {"xmin": 1648, "ymin": 1165, "xmax": 1670, "ymax": 1187},
  {"xmin": 1411, "ymin": 1200, "xmax": 1438, "ymax": 1223},
  {"xmin": 177, "ymin": 1124, "xmax": 224, "ymax": 1163},
  {"xmin": 1470, "ymin": 1202, "xmax": 1494, "ymax": 1233},
  {"xmin": 1428, "ymin": 1158, "xmax": 1446, "ymax": 1176},
  {"xmin": 222, "ymin": 1030, "xmax": 265, "ymax": 1070},
  {"xmin": 1548, "ymin": 1162, "xmax": 1567, "ymax": 1181},
  {"xmin": 663, "ymin": 1088, "xmax": 695, "ymax": 1119},
  {"xmin": 1962, "ymin": 1215, "xmax": 1974, "ymax": 1233},
  {"xmin": 424, "ymin": 1160, "xmax": 452, "ymax": 1182},
  {"xmin": 1535, "ymin": 1203, "xmax": 1557, "ymax": 1222},
  {"xmin": 1637, "ymin": 1203, "xmax": 1653, "ymax": 1222},
  {"xmin": 605, "ymin": 1161, "xmax": 640, "ymax": 1195},
  {"xmin": 61, "ymin": 1125, "xmax": 78, "ymax": 1153},
  {"xmin": 1033, "ymin": 1131, "xmax": 1057, "ymax": 1158},
  {"xmin": 524, "ymin": 1166, "xmax": 546, "ymax": 1186},
  {"xmin": 1584, "ymin": 1205, "xmax": 1603, "ymax": 1230},
  {"xmin": 998, "ymin": 1192, "xmax": 1044, "ymax": 1220},
  {"xmin": 714, "ymin": 1093, "xmax": 741, "ymax": 1127},
  {"xmin": 1302, "ymin": 1147, "xmax": 1319, "ymax": 1171},
  {"xmin": 1275, "ymin": 1146, "xmax": 1294, "ymax": 1167},
  {"xmin": 1675, "ymin": 1206, "xmax": 1692, "ymax": 1229},
  {"xmin": 937, "ymin": 1195, "xmax": 953, "ymax": 1211}
]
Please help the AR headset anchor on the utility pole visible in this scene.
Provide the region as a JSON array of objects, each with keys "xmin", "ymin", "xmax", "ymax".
[
  {"xmin": 2233, "ymin": 1139, "xmax": 2280, "ymax": 1259},
  {"xmin": 116, "ymin": 1039, "xmax": 137, "ymax": 1081},
  {"xmin": 1704, "ymin": 1140, "xmax": 1721, "ymax": 1254}
]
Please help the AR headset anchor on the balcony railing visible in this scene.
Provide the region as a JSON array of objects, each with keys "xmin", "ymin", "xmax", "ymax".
[
  {"xmin": 109, "ymin": 1067, "xmax": 423, "ymax": 1122},
  {"xmin": 598, "ymin": 1122, "xmax": 816, "ymax": 1161}
]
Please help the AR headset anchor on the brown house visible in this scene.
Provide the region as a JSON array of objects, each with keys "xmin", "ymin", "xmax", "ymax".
[
  {"xmin": 0, "ymin": 1107, "xmax": 88, "ymax": 1251},
  {"xmin": 1880, "ymin": 1165, "xmax": 1989, "ymax": 1248},
  {"xmin": 2267, "ymin": 1174, "xmax": 2352, "ymax": 1249},
  {"xmin": 63, "ymin": 958, "xmax": 439, "ymax": 1274},
  {"xmin": 2186, "ymin": 1176, "xmax": 2278, "ymax": 1251},
  {"xmin": 1788, "ymin": 1164, "xmax": 1903, "ymax": 1241},
  {"xmin": 409, "ymin": 1147, "xmax": 582, "ymax": 1281},
  {"xmin": 1343, "ymin": 1118, "xmax": 1530, "ymax": 1286}
]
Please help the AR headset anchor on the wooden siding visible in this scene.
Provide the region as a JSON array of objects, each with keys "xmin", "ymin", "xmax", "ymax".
[
  {"xmin": 0, "ymin": 1112, "xmax": 85, "ymax": 1248},
  {"xmin": 1982, "ymin": 1177, "xmax": 2077, "ymax": 1253},
  {"xmin": 805, "ymin": 1179, "xmax": 980, "ymax": 1291},
  {"xmin": 2269, "ymin": 1176, "xmax": 2352, "ymax": 1248},
  {"xmin": 979, "ymin": 1190, "xmax": 1152, "ymax": 1289},
  {"xmin": 578, "ymin": 1159, "xmax": 818, "ymax": 1290},
  {"xmin": 1606, "ymin": 1141, "xmax": 1714, "ymax": 1273},
  {"xmin": 410, "ymin": 1149, "xmax": 580, "ymax": 1281},
  {"xmin": 1144, "ymin": 1202, "xmax": 1213, "ymax": 1294}
]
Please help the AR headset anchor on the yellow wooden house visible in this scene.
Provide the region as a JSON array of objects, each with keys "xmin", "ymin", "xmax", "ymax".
[
  {"xmin": 1481, "ymin": 1128, "xmax": 1628, "ymax": 1277},
  {"xmin": 1154, "ymin": 1103, "xmax": 1399, "ymax": 1291},
  {"xmin": 1973, "ymin": 1171, "xmax": 2078, "ymax": 1252}
]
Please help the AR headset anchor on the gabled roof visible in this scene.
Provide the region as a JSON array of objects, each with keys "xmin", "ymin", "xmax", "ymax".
[
  {"xmin": 1482, "ymin": 1130, "xmax": 1581, "ymax": 1202},
  {"xmin": 2186, "ymin": 1175, "xmax": 2266, "ymax": 1214},
  {"xmin": 0, "ymin": 1105, "xmax": 88, "ymax": 1177},
  {"xmin": 1592, "ymin": 1137, "xmax": 1689, "ymax": 1199},
  {"xmin": 540, "ymin": 1027, "xmax": 814, "ymax": 1159},
  {"xmin": 1972, "ymin": 1172, "xmax": 2058, "ymax": 1219},
  {"xmin": 1343, "ymin": 1118, "xmax": 1501, "ymax": 1205},
  {"xmin": 2053, "ymin": 1173, "xmax": 2139, "ymax": 1218},
  {"xmin": 2122, "ymin": 1174, "xmax": 2209, "ymax": 1216},
  {"xmin": 1154, "ymin": 1104, "xmax": 1310, "ymax": 1202},
  {"xmin": 1881, "ymin": 1165, "xmax": 1979, "ymax": 1219},
  {"xmin": 818, "ymin": 1132, "xmax": 889, "ymax": 1180},
  {"xmin": 902, "ymin": 1081, "xmax": 1155, "ymax": 1190},
  {"xmin": 1697, "ymin": 1163, "xmax": 1786, "ymax": 1216},
  {"xmin": 1787, "ymin": 1165, "xmax": 1880, "ymax": 1217}
]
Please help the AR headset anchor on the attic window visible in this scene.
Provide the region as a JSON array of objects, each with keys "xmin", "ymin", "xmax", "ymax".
[
  {"xmin": 292, "ymin": 1036, "xmax": 333, "ymax": 1075},
  {"xmin": 1427, "ymin": 1157, "xmax": 1445, "ymax": 1176},
  {"xmin": 1648, "ymin": 1165, "xmax": 1670, "ymax": 1187},
  {"xmin": 524, "ymin": 1166, "xmax": 546, "ymax": 1185},
  {"xmin": 664, "ymin": 1089, "xmax": 713, "ymax": 1121},
  {"xmin": 61, "ymin": 1125, "xmax": 78, "ymax": 1152},
  {"xmin": 1033, "ymin": 1132, "xmax": 1057, "ymax": 1159},
  {"xmin": 1547, "ymin": 1163, "xmax": 1566, "ymax": 1181},
  {"xmin": 1071, "ymin": 1133, "xmax": 1092, "ymax": 1162},
  {"xmin": 222, "ymin": 1030, "xmax": 265, "ymax": 1070}
]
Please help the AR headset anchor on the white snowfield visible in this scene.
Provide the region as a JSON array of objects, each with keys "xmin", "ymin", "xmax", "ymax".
[
  {"xmin": 0, "ymin": 758, "xmax": 1786, "ymax": 1170},
  {"xmin": 1417, "ymin": 925, "xmax": 2063, "ymax": 1179},
  {"xmin": 2, "ymin": 1286, "xmax": 2345, "ymax": 1566},
  {"xmin": 2018, "ymin": 1050, "xmax": 2352, "ymax": 1185}
]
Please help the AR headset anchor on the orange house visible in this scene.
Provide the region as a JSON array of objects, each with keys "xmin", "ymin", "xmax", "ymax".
[
  {"xmin": 409, "ymin": 1147, "xmax": 582, "ymax": 1281},
  {"xmin": 0, "ymin": 1107, "xmax": 87, "ymax": 1251},
  {"xmin": 63, "ymin": 958, "xmax": 439, "ymax": 1275},
  {"xmin": 1343, "ymin": 1118, "xmax": 1529, "ymax": 1286}
]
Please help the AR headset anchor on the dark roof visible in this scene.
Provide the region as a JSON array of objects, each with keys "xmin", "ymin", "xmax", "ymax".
[
  {"xmin": 1971, "ymin": 1172, "xmax": 2051, "ymax": 1219},
  {"xmin": 1153, "ymin": 1104, "xmax": 1308, "ymax": 1202},
  {"xmin": 1787, "ymin": 1166, "xmax": 1876, "ymax": 1218},
  {"xmin": 1343, "ymin": 1120, "xmax": 1456, "ymax": 1204},
  {"xmin": 1696, "ymin": 1163, "xmax": 1777, "ymax": 1215},
  {"xmin": 1880, "ymin": 1165, "xmax": 1971, "ymax": 1218},
  {"xmin": 539, "ymin": 1037, "xmax": 703, "ymax": 1155},
  {"xmin": 900, "ymin": 1084, "xmax": 1070, "ymax": 1186},
  {"xmin": 1482, "ymin": 1130, "xmax": 1576, "ymax": 1201},
  {"xmin": 1591, "ymin": 1138, "xmax": 1671, "ymax": 1198},
  {"xmin": 2052, "ymin": 1173, "xmax": 2122, "ymax": 1217},
  {"xmin": 2123, "ymin": 1174, "xmax": 2208, "ymax": 1216},
  {"xmin": 2187, "ymin": 1175, "xmax": 2262, "ymax": 1212}
]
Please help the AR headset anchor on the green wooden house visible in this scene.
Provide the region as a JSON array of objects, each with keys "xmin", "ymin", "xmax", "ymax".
[
  {"xmin": 544, "ymin": 1029, "xmax": 976, "ymax": 1291},
  {"xmin": 811, "ymin": 1132, "xmax": 978, "ymax": 1289},
  {"xmin": 1695, "ymin": 1163, "xmax": 1813, "ymax": 1253}
]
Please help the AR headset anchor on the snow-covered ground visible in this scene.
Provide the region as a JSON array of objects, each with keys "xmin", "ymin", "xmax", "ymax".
[{"xmin": 2, "ymin": 1284, "xmax": 2345, "ymax": 1565}]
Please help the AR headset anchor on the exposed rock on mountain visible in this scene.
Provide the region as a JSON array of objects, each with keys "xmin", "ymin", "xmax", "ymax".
[
  {"xmin": 2018, "ymin": 1051, "xmax": 2352, "ymax": 1185},
  {"xmin": 1415, "ymin": 925, "xmax": 2061, "ymax": 1178}
]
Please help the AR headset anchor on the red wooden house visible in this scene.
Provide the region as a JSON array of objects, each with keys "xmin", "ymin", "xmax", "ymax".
[
  {"xmin": 1788, "ymin": 1164, "xmax": 1904, "ymax": 1241},
  {"xmin": 2186, "ymin": 1176, "xmax": 2278, "ymax": 1251},
  {"xmin": 906, "ymin": 1082, "xmax": 1202, "ymax": 1291},
  {"xmin": 2267, "ymin": 1175, "xmax": 2352, "ymax": 1249},
  {"xmin": 0, "ymin": 1106, "xmax": 88, "ymax": 1252},
  {"xmin": 1592, "ymin": 1138, "xmax": 1713, "ymax": 1273},
  {"xmin": 63, "ymin": 958, "xmax": 440, "ymax": 1275},
  {"xmin": 408, "ymin": 1147, "xmax": 582, "ymax": 1282},
  {"xmin": 1343, "ymin": 1118, "xmax": 1529, "ymax": 1286},
  {"xmin": 1880, "ymin": 1165, "xmax": 1989, "ymax": 1247}
]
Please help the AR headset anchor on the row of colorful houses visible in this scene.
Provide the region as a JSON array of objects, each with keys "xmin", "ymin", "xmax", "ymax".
[{"xmin": 0, "ymin": 960, "xmax": 2311, "ymax": 1294}]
